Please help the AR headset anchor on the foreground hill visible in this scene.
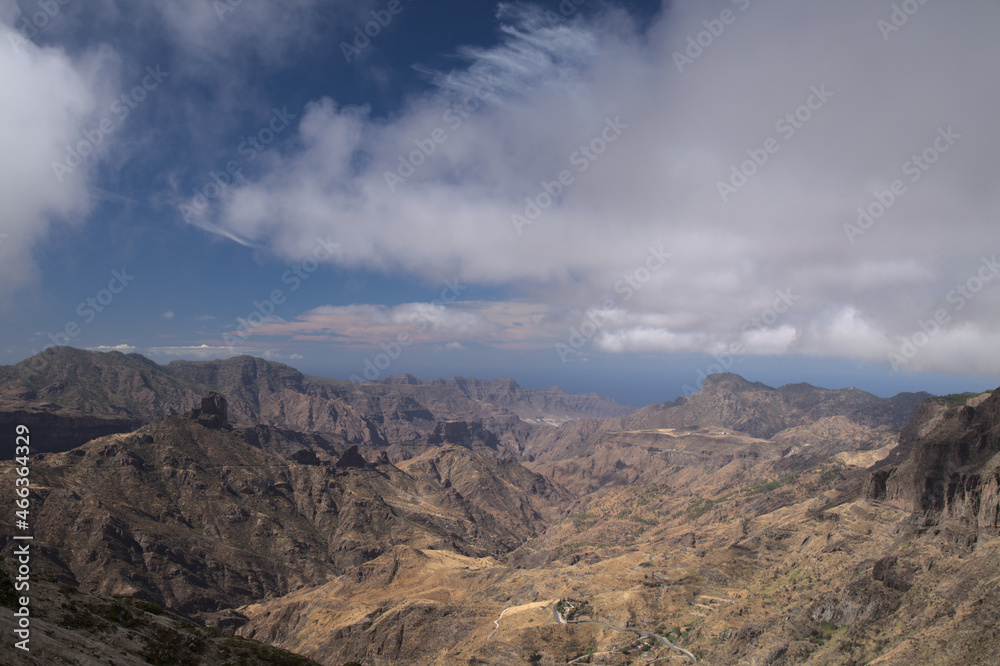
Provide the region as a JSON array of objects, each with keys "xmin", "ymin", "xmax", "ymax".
[
  {"xmin": 230, "ymin": 390, "xmax": 998, "ymax": 665},
  {"xmin": 0, "ymin": 395, "xmax": 563, "ymax": 624},
  {"xmin": 0, "ymin": 564, "xmax": 319, "ymax": 666}
]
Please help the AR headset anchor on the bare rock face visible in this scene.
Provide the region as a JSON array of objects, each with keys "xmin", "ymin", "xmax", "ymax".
[
  {"xmin": 190, "ymin": 392, "xmax": 230, "ymax": 429},
  {"xmin": 867, "ymin": 389, "xmax": 1000, "ymax": 538},
  {"xmin": 335, "ymin": 445, "xmax": 368, "ymax": 468}
]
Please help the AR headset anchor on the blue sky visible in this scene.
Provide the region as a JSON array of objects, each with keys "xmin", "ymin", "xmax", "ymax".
[{"xmin": 2, "ymin": 0, "xmax": 999, "ymax": 407}]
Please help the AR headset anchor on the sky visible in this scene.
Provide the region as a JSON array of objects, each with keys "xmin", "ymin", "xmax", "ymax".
[{"xmin": 1, "ymin": 0, "xmax": 999, "ymax": 408}]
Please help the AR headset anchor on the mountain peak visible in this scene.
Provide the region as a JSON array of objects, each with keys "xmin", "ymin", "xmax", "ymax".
[{"xmin": 699, "ymin": 372, "xmax": 770, "ymax": 392}]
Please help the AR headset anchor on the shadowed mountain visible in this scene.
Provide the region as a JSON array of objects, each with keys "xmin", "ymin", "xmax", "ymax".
[
  {"xmin": 0, "ymin": 395, "xmax": 563, "ymax": 623},
  {"xmin": 0, "ymin": 561, "xmax": 320, "ymax": 666}
]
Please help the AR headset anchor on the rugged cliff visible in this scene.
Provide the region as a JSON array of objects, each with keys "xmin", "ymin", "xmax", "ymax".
[{"xmin": 867, "ymin": 389, "xmax": 999, "ymax": 539}]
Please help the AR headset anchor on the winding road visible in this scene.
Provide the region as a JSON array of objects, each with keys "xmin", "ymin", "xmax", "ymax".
[
  {"xmin": 486, "ymin": 606, "xmax": 514, "ymax": 642},
  {"xmin": 552, "ymin": 602, "xmax": 697, "ymax": 663}
]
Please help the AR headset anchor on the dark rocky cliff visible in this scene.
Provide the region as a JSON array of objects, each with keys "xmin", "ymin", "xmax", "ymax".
[{"xmin": 867, "ymin": 389, "xmax": 1000, "ymax": 538}]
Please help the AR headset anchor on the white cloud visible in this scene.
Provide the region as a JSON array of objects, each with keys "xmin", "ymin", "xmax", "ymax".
[
  {"xmin": 8, "ymin": 1, "xmax": 999, "ymax": 378},
  {"xmin": 0, "ymin": 20, "xmax": 110, "ymax": 302},
  {"xmin": 146, "ymin": 344, "xmax": 263, "ymax": 359},
  {"xmin": 201, "ymin": 0, "xmax": 1000, "ymax": 374},
  {"xmin": 87, "ymin": 344, "xmax": 137, "ymax": 353},
  {"xmin": 594, "ymin": 327, "xmax": 706, "ymax": 354},
  {"xmin": 199, "ymin": 0, "xmax": 1000, "ymax": 380}
]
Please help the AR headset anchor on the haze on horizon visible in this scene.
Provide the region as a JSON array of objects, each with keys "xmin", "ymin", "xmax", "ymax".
[{"xmin": 1, "ymin": 0, "xmax": 998, "ymax": 406}]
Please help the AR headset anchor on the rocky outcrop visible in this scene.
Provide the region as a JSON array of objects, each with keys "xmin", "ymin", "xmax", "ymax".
[
  {"xmin": 425, "ymin": 420, "xmax": 499, "ymax": 450},
  {"xmin": 867, "ymin": 389, "xmax": 1000, "ymax": 537},
  {"xmin": 189, "ymin": 392, "xmax": 230, "ymax": 429}
]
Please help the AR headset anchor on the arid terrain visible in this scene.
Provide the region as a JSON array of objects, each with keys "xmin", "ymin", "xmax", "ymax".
[{"xmin": 2, "ymin": 348, "xmax": 998, "ymax": 665}]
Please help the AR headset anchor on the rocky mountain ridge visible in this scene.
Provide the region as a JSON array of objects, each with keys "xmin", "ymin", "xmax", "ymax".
[
  {"xmin": 0, "ymin": 349, "xmax": 631, "ymax": 463},
  {"xmin": 0, "ymin": 394, "xmax": 562, "ymax": 625},
  {"xmin": 6, "ymin": 346, "xmax": 1000, "ymax": 664}
]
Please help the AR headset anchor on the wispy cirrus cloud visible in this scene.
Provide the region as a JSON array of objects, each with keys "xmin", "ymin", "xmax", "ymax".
[{"xmin": 245, "ymin": 301, "xmax": 556, "ymax": 349}]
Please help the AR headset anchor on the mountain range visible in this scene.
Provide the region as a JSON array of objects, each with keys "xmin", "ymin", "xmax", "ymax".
[{"xmin": 1, "ymin": 347, "xmax": 997, "ymax": 665}]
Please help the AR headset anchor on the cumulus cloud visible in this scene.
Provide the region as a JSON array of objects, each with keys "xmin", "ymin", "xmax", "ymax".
[
  {"xmin": 87, "ymin": 344, "xmax": 136, "ymax": 353},
  {"xmin": 0, "ymin": 19, "xmax": 109, "ymax": 301},
  {"xmin": 146, "ymin": 344, "xmax": 270, "ymax": 359},
  {"xmin": 196, "ymin": 1, "xmax": 1000, "ymax": 376}
]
